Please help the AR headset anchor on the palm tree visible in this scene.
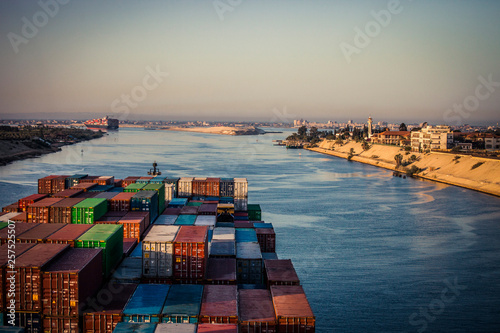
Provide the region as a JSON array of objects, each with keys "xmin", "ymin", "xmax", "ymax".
[{"xmin": 394, "ymin": 154, "xmax": 403, "ymax": 168}]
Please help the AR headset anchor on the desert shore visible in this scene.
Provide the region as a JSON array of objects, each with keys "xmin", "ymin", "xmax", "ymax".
[
  {"xmin": 163, "ymin": 126, "xmax": 265, "ymax": 136},
  {"xmin": 308, "ymin": 140, "xmax": 500, "ymax": 197}
]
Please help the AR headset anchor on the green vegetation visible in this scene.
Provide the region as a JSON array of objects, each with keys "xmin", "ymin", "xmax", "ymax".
[
  {"xmin": 453, "ymin": 155, "xmax": 461, "ymax": 163},
  {"xmin": 406, "ymin": 165, "xmax": 421, "ymax": 177},
  {"xmin": 371, "ymin": 155, "xmax": 379, "ymax": 159},
  {"xmin": 362, "ymin": 141, "xmax": 370, "ymax": 151},
  {"xmin": 347, "ymin": 148, "xmax": 355, "ymax": 161},
  {"xmin": 471, "ymin": 162, "xmax": 484, "ymax": 170},
  {"xmin": 286, "ymin": 126, "xmax": 334, "ymax": 145},
  {"xmin": 394, "ymin": 153, "xmax": 403, "ymax": 168},
  {"xmin": 410, "ymin": 155, "xmax": 418, "ymax": 162}
]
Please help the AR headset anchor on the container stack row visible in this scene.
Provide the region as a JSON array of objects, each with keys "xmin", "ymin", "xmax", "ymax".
[{"xmin": 0, "ymin": 174, "xmax": 314, "ymax": 332}]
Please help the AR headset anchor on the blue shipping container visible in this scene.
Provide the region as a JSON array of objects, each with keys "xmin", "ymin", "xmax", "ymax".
[
  {"xmin": 123, "ymin": 284, "xmax": 170, "ymax": 323},
  {"xmin": 161, "ymin": 285, "xmax": 204, "ymax": 323},
  {"xmin": 65, "ymin": 174, "xmax": 88, "ymax": 188},
  {"xmin": 130, "ymin": 241, "xmax": 143, "ymax": 257},
  {"xmin": 113, "ymin": 322, "xmax": 157, "ymax": 333},
  {"xmin": 235, "ymin": 228, "xmax": 258, "ymax": 243},
  {"xmin": 174, "ymin": 215, "xmax": 196, "ymax": 226},
  {"xmin": 131, "ymin": 190, "xmax": 159, "ymax": 223},
  {"xmin": 219, "ymin": 178, "xmax": 234, "ymax": 197},
  {"xmin": 219, "ymin": 197, "xmax": 234, "ymax": 204},
  {"xmin": 88, "ymin": 184, "xmax": 114, "ymax": 192},
  {"xmin": 168, "ymin": 198, "xmax": 188, "ymax": 208},
  {"xmin": 253, "ymin": 222, "xmax": 273, "ymax": 229}
]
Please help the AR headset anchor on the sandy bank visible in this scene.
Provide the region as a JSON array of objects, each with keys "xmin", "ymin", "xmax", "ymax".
[
  {"xmin": 308, "ymin": 140, "xmax": 500, "ymax": 197},
  {"xmin": 163, "ymin": 126, "xmax": 265, "ymax": 136},
  {"xmin": 0, "ymin": 140, "xmax": 61, "ymax": 166}
]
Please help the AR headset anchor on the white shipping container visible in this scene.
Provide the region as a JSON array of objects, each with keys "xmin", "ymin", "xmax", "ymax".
[
  {"xmin": 234, "ymin": 177, "xmax": 248, "ymax": 198},
  {"xmin": 155, "ymin": 323, "xmax": 197, "ymax": 333},
  {"xmin": 194, "ymin": 215, "xmax": 216, "ymax": 229},
  {"xmin": 142, "ymin": 225, "xmax": 180, "ymax": 278},
  {"xmin": 234, "ymin": 198, "xmax": 248, "ymax": 212},
  {"xmin": 0, "ymin": 212, "xmax": 20, "ymax": 222},
  {"xmin": 212, "ymin": 227, "xmax": 235, "ymax": 241},
  {"xmin": 178, "ymin": 177, "xmax": 193, "ymax": 198},
  {"xmin": 155, "ymin": 215, "xmax": 177, "ymax": 225},
  {"xmin": 165, "ymin": 183, "xmax": 175, "ymax": 201}
]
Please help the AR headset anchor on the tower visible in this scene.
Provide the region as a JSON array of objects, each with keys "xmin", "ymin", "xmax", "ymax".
[{"xmin": 368, "ymin": 117, "xmax": 373, "ymax": 138}]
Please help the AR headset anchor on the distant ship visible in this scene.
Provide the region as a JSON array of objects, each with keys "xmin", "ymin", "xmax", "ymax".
[{"xmin": 84, "ymin": 116, "xmax": 119, "ymax": 130}]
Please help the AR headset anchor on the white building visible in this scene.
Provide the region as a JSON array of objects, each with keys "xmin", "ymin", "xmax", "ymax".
[
  {"xmin": 485, "ymin": 137, "xmax": 500, "ymax": 151},
  {"xmin": 411, "ymin": 125, "xmax": 453, "ymax": 152}
]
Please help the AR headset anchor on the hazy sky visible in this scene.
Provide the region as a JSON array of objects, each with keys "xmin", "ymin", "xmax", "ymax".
[{"xmin": 1, "ymin": 1, "xmax": 499, "ymax": 124}]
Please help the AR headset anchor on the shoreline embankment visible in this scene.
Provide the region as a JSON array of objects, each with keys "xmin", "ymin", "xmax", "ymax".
[{"xmin": 307, "ymin": 140, "xmax": 500, "ymax": 198}]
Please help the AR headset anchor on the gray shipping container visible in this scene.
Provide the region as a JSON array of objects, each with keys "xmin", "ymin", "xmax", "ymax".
[
  {"xmin": 234, "ymin": 198, "xmax": 248, "ymax": 212},
  {"xmin": 155, "ymin": 215, "xmax": 177, "ymax": 225},
  {"xmin": 210, "ymin": 240, "xmax": 236, "ymax": 258},
  {"xmin": 212, "ymin": 227, "xmax": 235, "ymax": 242},
  {"xmin": 142, "ymin": 225, "xmax": 180, "ymax": 278},
  {"xmin": 236, "ymin": 242, "xmax": 263, "ymax": 284},
  {"xmin": 111, "ymin": 257, "xmax": 142, "ymax": 284},
  {"xmin": 195, "ymin": 216, "xmax": 216, "ymax": 229},
  {"xmin": 155, "ymin": 323, "xmax": 197, "ymax": 333}
]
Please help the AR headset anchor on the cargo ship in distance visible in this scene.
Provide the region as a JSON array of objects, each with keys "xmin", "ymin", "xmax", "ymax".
[{"xmin": 84, "ymin": 116, "xmax": 119, "ymax": 130}]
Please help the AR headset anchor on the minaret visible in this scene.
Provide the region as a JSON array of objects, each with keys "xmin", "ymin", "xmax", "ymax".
[{"xmin": 368, "ymin": 116, "xmax": 373, "ymax": 138}]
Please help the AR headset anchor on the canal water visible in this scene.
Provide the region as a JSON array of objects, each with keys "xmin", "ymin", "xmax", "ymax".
[{"xmin": 1, "ymin": 128, "xmax": 499, "ymax": 332}]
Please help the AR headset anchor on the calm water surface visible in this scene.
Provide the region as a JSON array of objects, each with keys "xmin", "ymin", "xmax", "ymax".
[{"xmin": 1, "ymin": 128, "xmax": 499, "ymax": 332}]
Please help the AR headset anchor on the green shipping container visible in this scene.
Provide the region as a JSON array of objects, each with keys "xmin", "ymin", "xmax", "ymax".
[
  {"xmin": 0, "ymin": 222, "xmax": 8, "ymax": 230},
  {"xmin": 174, "ymin": 215, "xmax": 197, "ymax": 225},
  {"xmin": 247, "ymin": 204, "xmax": 262, "ymax": 221},
  {"xmin": 143, "ymin": 183, "xmax": 166, "ymax": 216},
  {"xmin": 75, "ymin": 224, "xmax": 123, "ymax": 277},
  {"xmin": 72, "ymin": 198, "xmax": 108, "ymax": 224},
  {"xmin": 186, "ymin": 202, "xmax": 203, "ymax": 207},
  {"xmin": 124, "ymin": 183, "xmax": 146, "ymax": 193}
]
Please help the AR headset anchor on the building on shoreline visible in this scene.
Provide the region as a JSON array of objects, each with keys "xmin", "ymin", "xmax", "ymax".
[
  {"xmin": 371, "ymin": 131, "xmax": 410, "ymax": 146},
  {"xmin": 485, "ymin": 136, "xmax": 500, "ymax": 151},
  {"xmin": 411, "ymin": 125, "xmax": 453, "ymax": 152}
]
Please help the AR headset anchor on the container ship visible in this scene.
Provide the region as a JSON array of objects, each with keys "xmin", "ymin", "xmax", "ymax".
[
  {"xmin": 84, "ymin": 116, "xmax": 119, "ymax": 130},
  {"xmin": 0, "ymin": 173, "xmax": 315, "ymax": 333}
]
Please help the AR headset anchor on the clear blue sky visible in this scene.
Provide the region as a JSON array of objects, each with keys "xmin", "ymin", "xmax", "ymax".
[{"xmin": 1, "ymin": 1, "xmax": 499, "ymax": 124}]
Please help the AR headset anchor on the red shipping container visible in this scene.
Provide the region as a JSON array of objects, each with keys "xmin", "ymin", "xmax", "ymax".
[
  {"xmin": 0, "ymin": 243, "xmax": 36, "ymax": 311},
  {"xmin": 0, "ymin": 222, "xmax": 38, "ymax": 245},
  {"xmin": 239, "ymin": 289, "xmax": 277, "ymax": 333},
  {"xmin": 38, "ymin": 175, "xmax": 58, "ymax": 194},
  {"xmin": 117, "ymin": 212, "xmax": 148, "ymax": 242},
  {"xmin": 43, "ymin": 316, "xmax": 80, "ymax": 333},
  {"xmin": 264, "ymin": 260, "xmax": 300, "ymax": 287},
  {"xmin": 200, "ymin": 285, "xmax": 238, "ymax": 324},
  {"xmin": 51, "ymin": 176, "xmax": 68, "ymax": 194},
  {"xmin": 109, "ymin": 192, "xmax": 136, "ymax": 211},
  {"xmin": 123, "ymin": 238, "xmax": 137, "ymax": 256},
  {"xmin": 49, "ymin": 198, "xmax": 85, "ymax": 224},
  {"xmin": 42, "ymin": 248, "xmax": 103, "ymax": 317},
  {"xmin": 206, "ymin": 258, "xmax": 236, "ymax": 285},
  {"xmin": 95, "ymin": 176, "xmax": 114, "ymax": 185},
  {"xmin": 2, "ymin": 203, "xmax": 19, "ymax": 213},
  {"xmin": 45, "ymin": 224, "xmax": 94, "ymax": 247},
  {"xmin": 234, "ymin": 221, "xmax": 253, "ymax": 228},
  {"xmin": 113, "ymin": 179, "xmax": 123, "ymax": 187},
  {"xmin": 173, "ymin": 226, "xmax": 208, "ymax": 281},
  {"xmin": 256, "ymin": 228, "xmax": 276, "ymax": 253},
  {"xmin": 198, "ymin": 324, "xmax": 238, "ymax": 333},
  {"xmin": 18, "ymin": 194, "xmax": 48, "ymax": 211},
  {"xmin": 79, "ymin": 176, "xmax": 99, "ymax": 183},
  {"xmin": 180, "ymin": 206, "xmax": 199, "ymax": 215},
  {"xmin": 162, "ymin": 208, "xmax": 181, "ymax": 215},
  {"xmin": 206, "ymin": 178, "xmax": 220, "ymax": 197},
  {"xmin": 16, "ymin": 223, "xmax": 66, "ymax": 244},
  {"xmin": 270, "ymin": 286, "xmax": 315, "ymax": 333},
  {"xmin": 192, "ymin": 178, "xmax": 207, "ymax": 197},
  {"xmin": 13, "ymin": 243, "xmax": 69, "ymax": 311},
  {"xmin": 198, "ymin": 203, "xmax": 217, "ymax": 216},
  {"xmin": 102, "ymin": 211, "xmax": 128, "ymax": 218},
  {"xmin": 52, "ymin": 189, "xmax": 84, "ymax": 198},
  {"xmin": 10, "ymin": 212, "xmax": 27, "ymax": 222},
  {"xmin": 74, "ymin": 191, "xmax": 98, "ymax": 199},
  {"xmin": 27, "ymin": 197, "xmax": 64, "ymax": 223},
  {"xmin": 70, "ymin": 182, "xmax": 98, "ymax": 192},
  {"xmin": 83, "ymin": 283, "xmax": 137, "ymax": 333},
  {"xmin": 122, "ymin": 176, "xmax": 140, "ymax": 187}
]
